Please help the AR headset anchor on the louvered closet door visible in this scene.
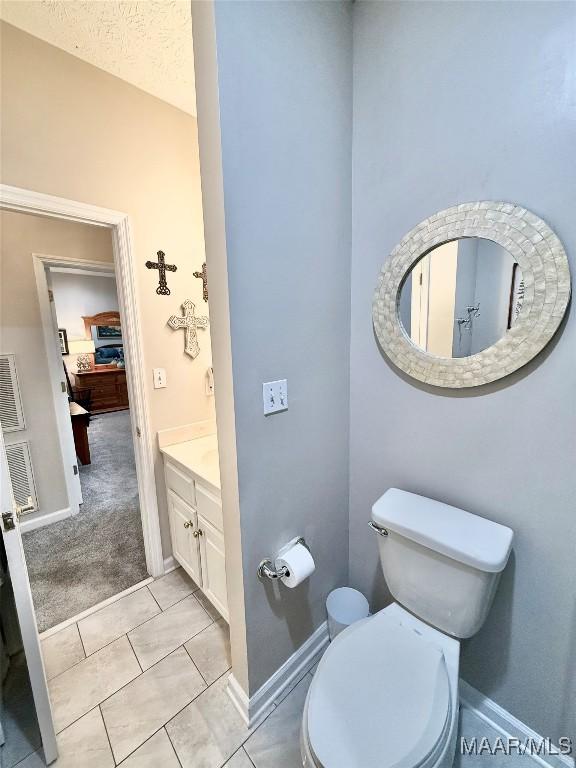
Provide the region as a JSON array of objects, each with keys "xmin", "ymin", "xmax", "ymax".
[
  {"xmin": 5, "ymin": 442, "xmax": 38, "ymax": 514},
  {"xmin": 1, "ymin": 356, "xmax": 37, "ymax": 515},
  {"xmin": 0, "ymin": 354, "xmax": 26, "ymax": 433}
]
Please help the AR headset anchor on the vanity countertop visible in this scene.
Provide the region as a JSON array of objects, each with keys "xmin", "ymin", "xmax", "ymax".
[{"xmin": 160, "ymin": 434, "xmax": 220, "ymax": 494}]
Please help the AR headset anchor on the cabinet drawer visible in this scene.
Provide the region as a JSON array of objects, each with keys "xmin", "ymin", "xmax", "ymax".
[
  {"xmin": 90, "ymin": 381, "xmax": 117, "ymax": 392},
  {"xmin": 165, "ymin": 460, "xmax": 196, "ymax": 507},
  {"xmin": 196, "ymin": 483, "xmax": 222, "ymax": 530},
  {"xmin": 90, "ymin": 389, "xmax": 118, "ymax": 401},
  {"xmin": 92, "ymin": 394, "xmax": 120, "ymax": 410}
]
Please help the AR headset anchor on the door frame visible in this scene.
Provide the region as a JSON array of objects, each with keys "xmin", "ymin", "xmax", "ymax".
[
  {"xmin": 33, "ymin": 254, "xmax": 87, "ymax": 515},
  {"xmin": 0, "ymin": 184, "xmax": 164, "ymax": 577},
  {"xmin": 33, "ymin": 257, "xmax": 125, "ymax": 517}
]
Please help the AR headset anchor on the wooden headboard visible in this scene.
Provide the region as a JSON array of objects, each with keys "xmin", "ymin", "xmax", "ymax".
[{"xmin": 82, "ymin": 311, "xmax": 121, "ymax": 340}]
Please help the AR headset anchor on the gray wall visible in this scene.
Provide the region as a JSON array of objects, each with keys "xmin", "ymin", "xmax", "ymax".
[
  {"xmin": 350, "ymin": 0, "xmax": 575, "ymax": 742},
  {"xmin": 212, "ymin": 0, "xmax": 352, "ymax": 691}
]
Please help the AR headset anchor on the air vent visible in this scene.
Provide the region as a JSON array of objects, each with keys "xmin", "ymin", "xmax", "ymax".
[
  {"xmin": 5, "ymin": 441, "xmax": 38, "ymax": 513},
  {"xmin": 0, "ymin": 354, "xmax": 26, "ymax": 433}
]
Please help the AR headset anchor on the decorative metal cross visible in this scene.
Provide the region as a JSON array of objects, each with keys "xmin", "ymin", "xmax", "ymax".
[
  {"xmin": 146, "ymin": 251, "xmax": 177, "ymax": 295},
  {"xmin": 167, "ymin": 300, "xmax": 209, "ymax": 359},
  {"xmin": 193, "ymin": 262, "xmax": 209, "ymax": 302}
]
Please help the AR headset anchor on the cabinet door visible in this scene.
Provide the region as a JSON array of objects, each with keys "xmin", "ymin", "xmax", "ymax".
[
  {"xmin": 167, "ymin": 490, "xmax": 202, "ymax": 587},
  {"xmin": 197, "ymin": 514, "xmax": 228, "ymax": 621}
]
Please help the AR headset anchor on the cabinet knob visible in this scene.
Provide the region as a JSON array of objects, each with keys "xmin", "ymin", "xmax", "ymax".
[
  {"xmin": 198, "ymin": 529, "xmax": 203, "ymax": 537},
  {"xmin": 184, "ymin": 520, "xmax": 193, "ymax": 529},
  {"xmin": 192, "ymin": 529, "xmax": 200, "ymax": 538}
]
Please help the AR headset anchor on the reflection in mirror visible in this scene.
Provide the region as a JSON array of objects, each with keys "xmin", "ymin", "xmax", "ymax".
[{"xmin": 399, "ymin": 238, "xmax": 524, "ymax": 358}]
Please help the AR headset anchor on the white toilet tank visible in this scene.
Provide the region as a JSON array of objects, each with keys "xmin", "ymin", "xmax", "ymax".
[{"xmin": 372, "ymin": 489, "xmax": 513, "ymax": 638}]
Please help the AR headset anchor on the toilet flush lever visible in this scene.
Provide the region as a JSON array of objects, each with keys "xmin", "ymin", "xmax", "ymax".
[{"xmin": 368, "ymin": 521, "xmax": 388, "ymax": 537}]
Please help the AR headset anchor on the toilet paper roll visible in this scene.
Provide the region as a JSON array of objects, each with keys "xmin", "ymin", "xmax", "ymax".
[{"xmin": 275, "ymin": 542, "xmax": 315, "ymax": 588}]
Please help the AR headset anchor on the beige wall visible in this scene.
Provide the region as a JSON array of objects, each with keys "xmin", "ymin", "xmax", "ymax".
[
  {"xmin": 191, "ymin": 0, "xmax": 249, "ymax": 693},
  {"xmin": 1, "ymin": 22, "xmax": 214, "ymax": 555},
  {"xmin": 0, "ymin": 211, "xmax": 113, "ymax": 519}
]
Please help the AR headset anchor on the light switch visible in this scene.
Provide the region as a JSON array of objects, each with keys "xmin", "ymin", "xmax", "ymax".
[
  {"xmin": 153, "ymin": 368, "xmax": 167, "ymax": 389},
  {"xmin": 263, "ymin": 379, "xmax": 288, "ymax": 415}
]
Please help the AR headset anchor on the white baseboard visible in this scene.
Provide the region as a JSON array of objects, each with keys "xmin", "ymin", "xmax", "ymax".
[
  {"xmin": 163, "ymin": 555, "xmax": 178, "ymax": 574},
  {"xmin": 19, "ymin": 506, "xmax": 72, "ymax": 533},
  {"xmin": 460, "ymin": 680, "xmax": 574, "ymax": 768},
  {"xmin": 224, "ymin": 628, "xmax": 573, "ymax": 768},
  {"xmin": 40, "ymin": 577, "xmax": 153, "ymax": 640},
  {"xmin": 227, "ymin": 674, "xmax": 251, "ymax": 726},
  {"xmin": 227, "ymin": 621, "xmax": 329, "ymax": 729}
]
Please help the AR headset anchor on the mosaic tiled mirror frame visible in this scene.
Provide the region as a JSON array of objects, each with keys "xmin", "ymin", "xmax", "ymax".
[{"xmin": 372, "ymin": 202, "xmax": 571, "ymax": 388}]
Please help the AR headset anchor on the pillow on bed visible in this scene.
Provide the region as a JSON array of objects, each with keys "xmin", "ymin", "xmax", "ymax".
[{"xmin": 95, "ymin": 347, "xmax": 121, "ymax": 364}]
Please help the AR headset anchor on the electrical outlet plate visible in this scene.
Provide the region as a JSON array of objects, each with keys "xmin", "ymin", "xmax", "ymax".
[{"xmin": 263, "ymin": 379, "xmax": 288, "ymax": 415}]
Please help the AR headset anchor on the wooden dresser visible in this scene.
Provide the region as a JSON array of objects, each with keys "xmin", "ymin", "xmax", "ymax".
[{"xmin": 75, "ymin": 368, "xmax": 128, "ymax": 414}]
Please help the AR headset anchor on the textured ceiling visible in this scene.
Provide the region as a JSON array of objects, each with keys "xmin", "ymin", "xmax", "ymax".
[{"xmin": 0, "ymin": 0, "xmax": 196, "ymax": 115}]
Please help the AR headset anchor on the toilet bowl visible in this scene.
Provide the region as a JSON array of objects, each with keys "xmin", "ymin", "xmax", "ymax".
[
  {"xmin": 301, "ymin": 488, "xmax": 513, "ymax": 768},
  {"xmin": 301, "ymin": 603, "xmax": 459, "ymax": 768}
]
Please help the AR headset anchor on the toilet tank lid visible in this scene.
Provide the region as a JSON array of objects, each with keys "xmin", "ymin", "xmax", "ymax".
[{"xmin": 372, "ymin": 489, "xmax": 513, "ymax": 573}]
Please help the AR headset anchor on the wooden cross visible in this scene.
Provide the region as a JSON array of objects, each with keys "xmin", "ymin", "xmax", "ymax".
[
  {"xmin": 146, "ymin": 251, "xmax": 177, "ymax": 295},
  {"xmin": 167, "ymin": 300, "xmax": 209, "ymax": 359},
  {"xmin": 193, "ymin": 262, "xmax": 209, "ymax": 302}
]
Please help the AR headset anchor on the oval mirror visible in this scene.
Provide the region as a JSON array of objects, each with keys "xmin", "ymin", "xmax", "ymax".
[
  {"xmin": 373, "ymin": 202, "xmax": 571, "ymax": 388},
  {"xmin": 398, "ymin": 238, "xmax": 524, "ymax": 359}
]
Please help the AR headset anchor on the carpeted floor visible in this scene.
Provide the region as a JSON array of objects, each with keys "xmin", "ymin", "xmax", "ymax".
[{"xmin": 22, "ymin": 410, "xmax": 148, "ymax": 632}]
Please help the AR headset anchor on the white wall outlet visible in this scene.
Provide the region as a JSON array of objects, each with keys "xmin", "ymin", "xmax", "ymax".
[
  {"xmin": 263, "ymin": 379, "xmax": 288, "ymax": 415},
  {"xmin": 153, "ymin": 368, "xmax": 167, "ymax": 389}
]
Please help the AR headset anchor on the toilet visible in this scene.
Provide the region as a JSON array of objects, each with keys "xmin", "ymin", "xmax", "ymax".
[{"xmin": 301, "ymin": 488, "xmax": 513, "ymax": 768}]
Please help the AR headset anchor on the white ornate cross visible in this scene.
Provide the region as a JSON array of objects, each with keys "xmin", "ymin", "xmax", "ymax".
[{"xmin": 167, "ymin": 300, "xmax": 209, "ymax": 359}]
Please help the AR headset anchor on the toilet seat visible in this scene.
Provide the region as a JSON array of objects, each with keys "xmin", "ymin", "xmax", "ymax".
[{"xmin": 306, "ymin": 610, "xmax": 452, "ymax": 768}]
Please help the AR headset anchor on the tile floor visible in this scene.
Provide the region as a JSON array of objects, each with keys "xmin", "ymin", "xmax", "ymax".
[{"xmin": 13, "ymin": 569, "xmax": 547, "ymax": 768}]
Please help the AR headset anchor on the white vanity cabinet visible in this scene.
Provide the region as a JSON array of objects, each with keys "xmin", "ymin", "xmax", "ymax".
[
  {"xmin": 197, "ymin": 515, "xmax": 228, "ymax": 619},
  {"xmin": 167, "ymin": 489, "xmax": 202, "ymax": 588},
  {"xmin": 161, "ymin": 439, "xmax": 228, "ymax": 622}
]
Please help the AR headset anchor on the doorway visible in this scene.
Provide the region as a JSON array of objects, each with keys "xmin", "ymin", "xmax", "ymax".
[
  {"xmin": 0, "ymin": 189, "xmax": 164, "ymax": 636},
  {"xmin": 18, "ymin": 261, "xmax": 148, "ymax": 631}
]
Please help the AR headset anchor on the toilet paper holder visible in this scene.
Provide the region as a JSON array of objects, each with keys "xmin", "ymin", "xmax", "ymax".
[{"xmin": 257, "ymin": 536, "xmax": 309, "ymax": 581}]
